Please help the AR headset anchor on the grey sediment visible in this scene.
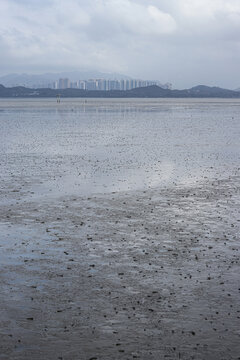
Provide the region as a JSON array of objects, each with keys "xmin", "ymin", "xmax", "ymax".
[{"xmin": 0, "ymin": 173, "xmax": 239, "ymax": 360}]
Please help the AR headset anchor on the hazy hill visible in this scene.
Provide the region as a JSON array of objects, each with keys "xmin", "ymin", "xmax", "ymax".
[
  {"xmin": 0, "ymin": 84, "xmax": 240, "ymax": 98},
  {"xmin": 185, "ymin": 85, "xmax": 239, "ymax": 97}
]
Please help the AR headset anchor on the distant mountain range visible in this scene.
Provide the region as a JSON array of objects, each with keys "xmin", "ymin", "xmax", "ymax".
[{"xmin": 0, "ymin": 84, "xmax": 240, "ymax": 98}]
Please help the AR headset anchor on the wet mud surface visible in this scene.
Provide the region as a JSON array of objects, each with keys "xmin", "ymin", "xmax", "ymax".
[
  {"xmin": 0, "ymin": 174, "xmax": 239, "ymax": 360},
  {"xmin": 0, "ymin": 98, "xmax": 240, "ymax": 359}
]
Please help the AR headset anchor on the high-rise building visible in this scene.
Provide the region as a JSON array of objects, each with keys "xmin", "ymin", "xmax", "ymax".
[
  {"xmin": 54, "ymin": 77, "xmax": 169, "ymax": 91},
  {"xmin": 58, "ymin": 78, "xmax": 70, "ymax": 89},
  {"xmin": 86, "ymin": 80, "xmax": 97, "ymax": 90},
  {"xmin": 77, "ymin": 80, "xmax": 86, "ymax": 90}
]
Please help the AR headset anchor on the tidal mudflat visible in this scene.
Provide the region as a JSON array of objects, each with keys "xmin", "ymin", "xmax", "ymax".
[{"xmin": 0, "ymin": 99, "xmax": 239, "ymax": 359}]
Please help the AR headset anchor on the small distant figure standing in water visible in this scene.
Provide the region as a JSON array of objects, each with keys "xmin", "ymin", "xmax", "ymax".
[{"xmin": 56, "ymin": 94, "xmax": 61, "ymax": 103}]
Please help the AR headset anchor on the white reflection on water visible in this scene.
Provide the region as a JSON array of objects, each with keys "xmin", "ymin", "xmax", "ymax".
[{"xmin": 0, "ymin": 98, "xmax": 239, "ymax": 198}]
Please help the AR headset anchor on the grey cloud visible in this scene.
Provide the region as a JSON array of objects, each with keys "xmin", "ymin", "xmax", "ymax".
[{"xmin": 0, "ymin": 0, "xmax": 240, "ymax": 88}]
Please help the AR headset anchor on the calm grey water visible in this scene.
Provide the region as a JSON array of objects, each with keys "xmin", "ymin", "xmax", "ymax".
[{"xmin": 0, "ymin": 98, "xmax": 239, "ymax": 198}]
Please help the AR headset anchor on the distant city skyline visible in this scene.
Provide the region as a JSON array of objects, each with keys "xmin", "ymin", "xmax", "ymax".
[
  {"xmin": 1, "ymin": 1, "xmax": 240, "ymax": 89},
  {"xmin": 0, "ymin": 72, "xmax": 172, "ymax": 90},
  {"xmin": 53, "ymin": 78, "xmax": 172, "ymax": 91}
]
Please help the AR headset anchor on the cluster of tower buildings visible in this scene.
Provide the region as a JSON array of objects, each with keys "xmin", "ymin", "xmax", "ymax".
[{"xmin": 51, "ymin": 78, "xmax": 172, "ymax": 91}]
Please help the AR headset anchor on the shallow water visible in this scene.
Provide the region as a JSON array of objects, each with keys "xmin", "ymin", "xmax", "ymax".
[
  {"xmin": 0, "ymin": 98, "xmax": 239, "ymax": 199},
  {"xmin": 0, "ymin": 98, "xmax": 240, "ymax": 359}
]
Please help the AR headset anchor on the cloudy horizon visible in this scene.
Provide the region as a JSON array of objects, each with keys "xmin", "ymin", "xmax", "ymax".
[{"xmin": 1, "ymin": 0, "xmax": 240, "ymax": 89}]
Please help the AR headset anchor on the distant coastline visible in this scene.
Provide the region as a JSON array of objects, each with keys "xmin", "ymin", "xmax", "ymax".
[{"xmin": 1, "ymin": 84, "xmax": 240, "ymax": 98}]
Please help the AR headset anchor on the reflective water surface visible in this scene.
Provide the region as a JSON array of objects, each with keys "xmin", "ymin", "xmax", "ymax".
[{"xmin": 0, "ymin": 98, "xmax": 239, "ymax": 198}]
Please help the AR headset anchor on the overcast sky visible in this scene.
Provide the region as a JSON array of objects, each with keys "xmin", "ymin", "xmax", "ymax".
[{"xmin": 1, "ymin": 0, "xmax": 240, "ymax": 88}]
